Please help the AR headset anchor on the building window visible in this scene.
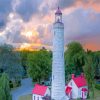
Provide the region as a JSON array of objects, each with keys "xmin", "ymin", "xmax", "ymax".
[
  {"xmin": 70, "ymin": 82, "xmax": 72, "ymax": 86},
  {"xmin": 38, "ymin": 96, "xmax": 39, "ymax": 100},
  {"xmin": 34, "ymin": 96, "xmax": 35, "ymax": 100},
  {"xmin": 84, "ymin": 92, "xmax": 87, "ymax": 96}
]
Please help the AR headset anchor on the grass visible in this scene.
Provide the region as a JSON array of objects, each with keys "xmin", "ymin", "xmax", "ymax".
[
  {"xmin": 19, "ymin": 94, "xmax": 32, "ymax": 100},
  {"xmin": 87, "ymin": 88, "xmax": 100, "ymax": 100},
  {"xmin": 19, "ymin": 89, "xmax": 100, "ymax": 100},
  {"xmin": 94, "ymin": 88, "xmax": 100, "ymax": 100}
]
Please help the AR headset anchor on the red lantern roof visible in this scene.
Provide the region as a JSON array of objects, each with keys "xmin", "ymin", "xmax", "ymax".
[{"xmin": 32, "ymin": 84, "xmax": 48, "ymax": 96}]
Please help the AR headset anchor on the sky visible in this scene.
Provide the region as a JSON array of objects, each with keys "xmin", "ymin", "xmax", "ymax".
[{"xmin": 0, "ymin": 0, "xmax": 100, "ymax": 51}]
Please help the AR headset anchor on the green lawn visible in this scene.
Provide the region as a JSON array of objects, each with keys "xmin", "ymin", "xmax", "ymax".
[
  {"xmin": 87, "ymin": 89, "xmax": 100, "ymax": 100},
  {"xmin": 19, "ymin": 94, "xmax": 32, "ymax": 100},
  {"xmin": 94, "ymin": 89, "xmax": 100, "ymax": 100}
]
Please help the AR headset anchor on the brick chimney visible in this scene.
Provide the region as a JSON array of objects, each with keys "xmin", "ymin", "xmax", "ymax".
[{"xmin": 72, "ymin": 74, "xmax": 75, "ymax": 79}]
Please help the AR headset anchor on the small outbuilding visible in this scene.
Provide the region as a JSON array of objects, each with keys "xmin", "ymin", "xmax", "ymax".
[
  {"xmin": 32, "ymin": 84, "xmax": 50, "ymax": 100},
  {"xmin": 66, "ymin": 73, "xmax": 88, "ymax": 99}
]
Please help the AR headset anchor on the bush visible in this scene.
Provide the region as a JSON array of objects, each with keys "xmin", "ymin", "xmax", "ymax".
[
  {"xmin": 95, "ymin": 84, "xmax": 100, "ymax": 90},
  {"xmin": 9, "ymin": 81, "xmax": 13, "ymax": 88},
  {"xmin": 9, "ymin": 83, "xmax": 13, "ymax": 88}
]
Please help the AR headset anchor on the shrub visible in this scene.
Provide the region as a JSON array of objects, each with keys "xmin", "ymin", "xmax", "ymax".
[
  {"xmin": 9, "ymin": 83, "xmax": 13, "ymax": 88},
  {"xmin": 95, "ymin": 84, "xmax": 100, "ymax": 90}
]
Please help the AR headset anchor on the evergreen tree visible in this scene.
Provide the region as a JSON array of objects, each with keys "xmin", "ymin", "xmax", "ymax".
[{"xmin": 0, "ymin": 73, "xmax": 11, "ymax": 100}]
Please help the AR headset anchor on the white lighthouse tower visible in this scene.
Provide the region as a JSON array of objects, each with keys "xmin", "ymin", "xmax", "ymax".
[{"xmin": 52, "ymin": 7, "xmax": 66, "ymax": 100}]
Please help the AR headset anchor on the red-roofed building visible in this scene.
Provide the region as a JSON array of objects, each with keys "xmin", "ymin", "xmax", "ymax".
[
  {"xmin": 66, "ymin": 73, "xmax": 88, "ymax": 99},
  {"xmin": 65, "ymin": 86, "xmax": 72, "ymax": 98},
  {"xmin": 32, "ymin": 84, "xmax": 50, "ymax": 100}
]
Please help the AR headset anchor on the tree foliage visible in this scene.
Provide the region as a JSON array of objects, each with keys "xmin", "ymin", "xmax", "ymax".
[
  {"xmin": 20, "ymin": 50, "xmax": 30, "ymax": 76},
  {"xmin": 0, "ymin": 44, "xmax": 23, "ymax": 82},
  {"xmin": 0, "ymin": 73, "xmax": 11, "ymax": 100},
  {"xmin": 27, "ymin": 49, "xmax": 52, "ymax": 83},
  {"xmin": 94, "ymin": 51, "xmax": 100, "ymax": 78},
  {"xmin": 83, "ymin": 53, "xmax": 96, "ymax": 99},
  {"xmin": 65, "ymin": 41, "xmax": 85, "ymax": 80}
]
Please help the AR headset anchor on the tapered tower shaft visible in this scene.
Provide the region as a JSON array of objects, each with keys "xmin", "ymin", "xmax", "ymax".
[{"xmin": 52, "ymin": 7, "xmax": 66, "ymax": 100}]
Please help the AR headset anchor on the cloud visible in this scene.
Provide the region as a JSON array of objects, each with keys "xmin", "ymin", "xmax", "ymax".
[
  {"xmin": 6, "ymin": 31, "xmax": 28, "ymax": 43},
  {"xmin": 41, "ymin": 24, "xmax": 52, "ymax": 46},
  {"xmin": 0, "ymin": 0, "xmax": 13, "ymax": 30},
  {"xmin": 0, "ymin": 0, "xmax": 99, "ymax": 51},
  {"xmin": 0, "ymin": 16, "xmax": 6, "ymax": 31},
  {"xmin": 37, "ymin": 25, "xmax": 45, "ymax": 38},
  {"xmin": 81, "ymin": 33, "xmax": 100, "ymax": 51},
  {"xmin": 16, "ymin": 0, "xmax": 43, "ymax": 21},
  {"xmin": 58, "ymin": 0, "xmax": 75, "ymax": 9},
  {"xmin": 57, "ymin": 0, "xmax": 100, "ymax": 13},
  {"xmin": 0, "ymin": 0, "xmax": 12, "ymax": 13},
  {"xmin": 0, "ymin": 12, "xmax": 30, "ymax": 45},
  {"xmin": 64, "ymin": 8, "xmax": 99, "ymax": 35},
  {"xmin": 63, "ymin": 8, "xmax": 100, "ymax": 50}
]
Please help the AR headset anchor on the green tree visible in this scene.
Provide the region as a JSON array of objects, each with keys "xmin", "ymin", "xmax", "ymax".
[
  {"xmin": 27, "ymin": 49, "xmax": 52, "ymax": 83},
  {"xmin": 0, "ymin": 44, "xmax": 23, "ymax": 83},
  {"xmin": 83, "ymin": 53, "xmax": 96, "ymax": 99},
  {"xmin": 65, "ymin": 41, "xmax": 85, "ymax": 80},
  {"xmin": 94, "ymin": 51, "xmax": 100, "ymax": 78},
  {"xmin": 0, "ymin": 73, "xmax": 11, "ymax": 100},
  {"xmin": 20, "ymin": 50, "xmax": 30, "ymax": 76},
  {"xmin": 0, "ymin": 86, "xmax": 5, "ymax": 100}
]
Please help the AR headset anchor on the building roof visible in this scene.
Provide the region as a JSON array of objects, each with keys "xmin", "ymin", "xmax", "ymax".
[
  {"xmin": 65, "ymin": 86, "xmax": 72, "ymax": 94},
  {"xmin": 82, "ymin": 88, "xmax": 88, "ymax": 92},
  {"xmin": 55, "ymin": 7, "xmax": 62, "ymax": 15},
  {"xmin": 72, "ymin": 75, "xmax": 87, "ymax": 88},
  {"xmin": 32, "ymin": 84, "xmax": 48, "ymax": 96}
]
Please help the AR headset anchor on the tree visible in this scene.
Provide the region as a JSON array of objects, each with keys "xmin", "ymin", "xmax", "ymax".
[
  {"xmin": 0, "ymin": 44, "xmax": 23, "ymax": 83},
  {"xmin": 20, "ymin": 50, "xmax": 30, "ymax": 76},
  {"xmin": 86, "ymin": 50, "xmax": 100, "ymax": 79},
  {"xmin": 83, "ymin": 53, "xmax": 96, "ymax": 99},
  {"xmin": 0, "ymin": 73, "xmax": 11, "ymax": 100},
  {"xmin": 65, "ymin": 41, "xmax": 85, "ymax": 80},
  {"xmin": 0, "ymin": 86, "xmax": 5, "ymax": 100},
  {"xmin": 94, "ymin": 51, "xmax": 100, "ymax": 79},
  {"xmin": 27, "ymin": 49, "xmax": 52, "ymax": 83}
]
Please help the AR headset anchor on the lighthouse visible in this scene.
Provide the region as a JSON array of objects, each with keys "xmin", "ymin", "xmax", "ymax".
[{"xmin": 52, "ymin": 7, "xmax": 66, "ymax": 100}]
